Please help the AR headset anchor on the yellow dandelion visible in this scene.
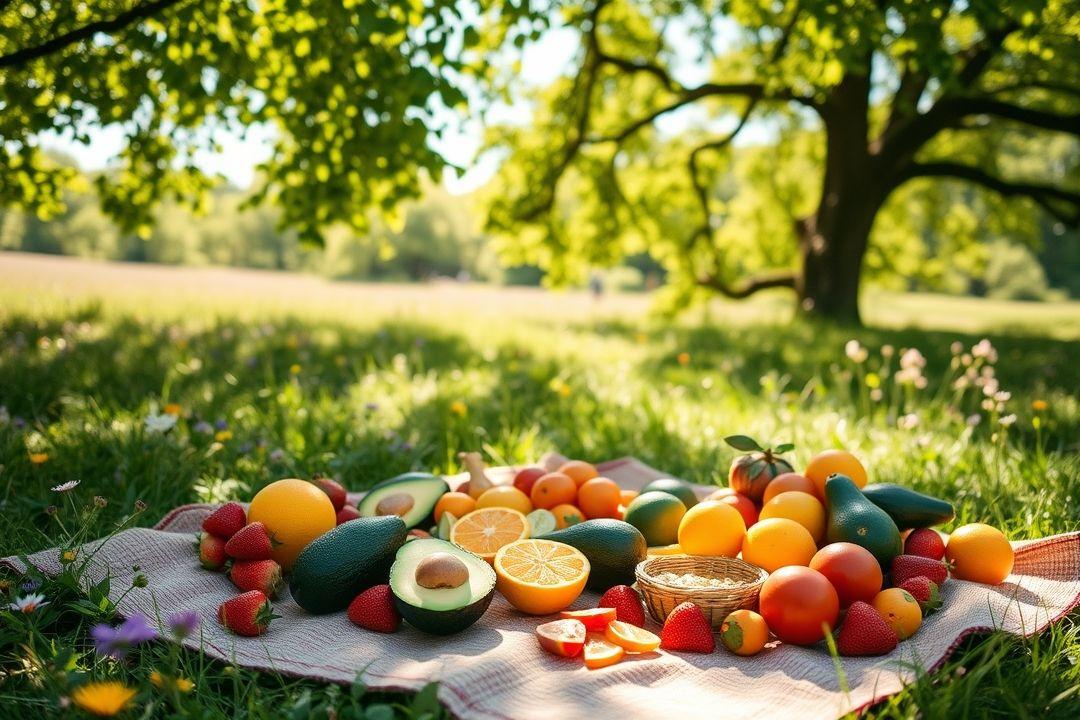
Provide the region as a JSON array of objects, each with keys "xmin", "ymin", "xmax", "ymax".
[
  {"xmin": 29, "ymin": 452, "xmax": 49, "ymax": 465},
  {"xmin": 214, "ymin": 430, "xmax": 233, "ymax": 442},
  {"xmin": 558, "ymin": 383, "xmax": 571, "ymax": 398},
  {"xmin": 150, "ymin": 671, "xmax": 194, "ymax": 693},
  {"xmin": 449, "ymin": 400, "xmax": 467, "ymax": 417},
  {"xmin": 163, "ymin": 403, "xmax": 181, "ymax": 416},
  {"xmin": 149, "ymin": 671, "xmax": 164, "ymax": 688},
  {"xmin": 71, "ymin": 681, "xmax": 137, "ymax": 717},
  {"xmin": 60, "ymin": 548, "xmax": 78, "ymax": 564},
  {"xmin": 1032, "ymin": 399, "xmax": 1047, "ymax": 412},
  {"xmin": 865, "ymin": 372, "xmax": 881, "ymax": 389},
  {"xmin": 289, "ymin": 363, "xmax": 301, "ymax": 375},
  {"xmin": 677, "ymin": 352, "xmax": 691, "ymax": 366}
]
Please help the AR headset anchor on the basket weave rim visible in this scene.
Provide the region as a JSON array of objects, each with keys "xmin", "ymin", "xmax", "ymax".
[{"xmin": 635, "ymin": 555, "xmax": 768, "ymax": 593}]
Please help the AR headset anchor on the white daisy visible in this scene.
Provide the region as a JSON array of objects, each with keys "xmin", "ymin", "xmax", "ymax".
[
  {"xmin": 9, "ymin": 593, "xmax": 49, "ymax": 613},
  {"xmin": 51, "ymin": 480, "xmax": 81, "ymax": 493},
  {"xmin": 144, "ymin": 412, "xmax": 178, "ymax": 434}
]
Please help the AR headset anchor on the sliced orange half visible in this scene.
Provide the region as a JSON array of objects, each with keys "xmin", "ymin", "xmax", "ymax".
[
  {"xmin": 583, "ymin": 633, "xmax": 625, "ymax": 669},
  {"xmin": 604, "ymin": 620, "xmax": 661, "ymax": 652},
  {"xmin": 450, "ymin": 507, "xmax": 529, "ymax": 563},
  {"xmin": 493, "ymin": 539, "xmax": 590, "ymax": 614}
]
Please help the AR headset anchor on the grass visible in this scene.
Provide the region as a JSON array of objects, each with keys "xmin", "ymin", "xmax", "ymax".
[{"xmin": 0, "ymin": 252, "xmax": 1078, "ymax": 718}]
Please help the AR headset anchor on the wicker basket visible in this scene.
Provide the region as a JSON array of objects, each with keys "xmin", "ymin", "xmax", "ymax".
[{"xmin": 635, "ymin": 555, "xmax": 768, "ymax": 629}]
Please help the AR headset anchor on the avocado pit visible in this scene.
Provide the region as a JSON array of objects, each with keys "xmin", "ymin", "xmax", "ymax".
[
  {"xmin": 376, "ymin": 492, "xmax": 415, "ymax": 518},
  {"xmin": 415, "ymin": 552, "xmax": 469, "ymax": 589}
]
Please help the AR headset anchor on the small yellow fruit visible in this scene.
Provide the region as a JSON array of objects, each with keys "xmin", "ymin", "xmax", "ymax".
[
  {"xmin": 475, "ymin": 486, "xmax": 533, "ymax": 515},
  {"xmin": 741, "ymin": 518, "xmax": 817, "ymax": 573},
  {"xmin": 945, "ymin": 523, "xmax": 1014, "ymax": 584},
  {"xmin": 248, "ymin": 479, "xmax": 337, "ymax": 570},
  {"xmin": 677, "ymin": 501, "xmax": 745, "ymax": 557},
  {"xmin": 759, "ymin": 491, "xmax": 826, "ymax": 544}
]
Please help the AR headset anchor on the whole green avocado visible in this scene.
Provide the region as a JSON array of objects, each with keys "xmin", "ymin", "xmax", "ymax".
[
  {"xmin": 824, "ymin": 474, "xmax": 903, "ymax": 567},
  {"xmin": 539, "ymin": 519, "xmax": 647, "ymax": 590}
]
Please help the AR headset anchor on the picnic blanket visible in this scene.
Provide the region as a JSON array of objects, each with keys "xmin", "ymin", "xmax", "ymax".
[{"xmin": 4, "ymin": 457, "xmax": 1079, "ymax": 720}]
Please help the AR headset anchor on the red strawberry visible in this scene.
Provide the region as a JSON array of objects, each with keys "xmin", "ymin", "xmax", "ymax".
[
  {"xmin": 598, "ymin": 585, "xmax": 646, "ymax": 627},
  {"xmin": 898, "ymin": 575, "xmax": 942, "ymax": 614},
  {"xmin": 225, "ymin": 522, "xmax": 275, "ymax": 560},
  {"xmin": 202, "ymin": 502, "xmax": 247, "ymax": 539},
  {"xmin": 347, "ymin": 584, "xmax": 400, "ymax": 633},
  {"xmin": 197, "ymin": 532, "xmax": 228, "ymax": 570},
  {"xmin": 315, "ymin": 477, "xmax": 348, "ymax": 511},
  {"xmin": 891, "ymin": 554, "xmax": 948, "ymax": 586},
  {"xmin": 659, "ymin": 602, "xmax": 715, "ymax": 653},
  {"xmin": 229, "ymin": 559, "xmax": 284, "ymax": 598},
  {"xmin": 217, "ymin": 590, "xmax": 278, "ymax": 636},
  {"xmin": 336, "ymin": 504, "xmax": 362, "ymax": 525},
  {"xmin": 904, "ymin": 528, "xmax": 946, "ymax": 560},
  {"xmin": 836, "ymin": 601, "xmax": 898, "ymax": 656}
]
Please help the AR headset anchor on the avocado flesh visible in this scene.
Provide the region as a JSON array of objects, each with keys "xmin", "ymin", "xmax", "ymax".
[
  {"xmin": 357, "ymin": 472, "xmax": 450, "ymax": 529},
  {"xmin": 390, "ymin": 539, "xmax": 496, "ymax": 634}
]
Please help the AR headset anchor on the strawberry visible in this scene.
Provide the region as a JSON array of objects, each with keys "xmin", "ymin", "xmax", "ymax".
[
  {"xmin": 217, "ymin": 590, "xmax": 278, "ymax": 636},
  {"xmin": 229, "ymin": 559, "xmax": 284, "ymax": 598},
  {"xmin": 224, "ymin": 522, "xmax": 275, "ymax": 560},
  {"xmin": 315, "ymin": 477, "xmax": 348, "ymax": 511},
  {"xmin": 196, "ymin": 532, "xmax": 228, "ymax": 570},
  {"xmin": 836, "ymin": 601, "xmax": 898, "ymax": 656},
  {"xmin": 891, "ymin": 554, "xmax": 948, "ymax": 586},
  {"xmin": 347, "ymin": 584, "xmax": 400, "ymax": 633},
  {"xmin": 202, "ymin": 501, "xmax": 247, "ymax": 539},
  {"xmin": 336, "ymin": 504, "xmax": 362, "ymax": 525},
  {"xmin": 898, "ymin": 575, "xmax": 942, "ymax": 614},
  {"xmin": 659, "ymin": 602, "xmax": 715, "ymax": 653},
  {"xmin": 598, "ymin": 585, "xmax": 646, "ymax": 627},
  {"xmin": 904, "ymin": 528, "xmax": 946, "ymax": 560}
]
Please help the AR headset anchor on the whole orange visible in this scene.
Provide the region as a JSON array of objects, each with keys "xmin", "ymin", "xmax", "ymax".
[
  {"xmin": 804, "ymin": 450, "xmax": 867, "ymax": 499},
  {"xmin": 550, "ymin": 504, "xmax": 585, "ymax": 529},
  {"xmin": 434, "ymin": 491, "xmax": 476, "ymax": 522},
  {"xmin": 678, "ymin": 500, "xmax": 745, "ymax": 557},
  {"xmin": 809, "ymin": 542, "xmax": 882, "ymax": 607},
  {"xmin": 762, "ymin": 473, "xmax": 817, "ymax": 504},
  {"xmin": 720, "ymin": 609, "xmax": 770, "ymax": 656},
  {"xmin": 476, "ymin": 486, "xmax": 533, "ymax": 515},
  {"xmin": 872, "ymin": 588, "xmax": 922, "ymax": 639},
  {"xmin": 577, "ymin": 477, "xmax": 622, "ymax": 519},
  {"xmin": 945, "ymin": 523, "xmax": 1014, "ymax": 584},
  {"xmin": 248, "ymin": 478, "xmax": 336, "ymax": 569},
  {"xmin": 758, "ymin": 566, "xmax": 839, "ymax": 645},
  {"xmin": 759, "ymin": 491, "xmax": 826, "ymax": 543},
  {"xmin": 741, "ymin": 518, "xmax": 817, "ymax": 573},
  {"xmin": 531, "ymin": 472, "xmax": 577, "ymax": 509},
  {"xmin": 558, "ymin": 460, "xmax": 599, "ymax": 487}
]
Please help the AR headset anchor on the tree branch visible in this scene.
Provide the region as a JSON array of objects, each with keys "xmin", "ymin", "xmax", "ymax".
[
  {"xmin": 0, "ymin": 0, "xmax": 188, "ymax": 70},
  {"xmin": 899, "ymin": 161, "xmax": 1080, "ymax": 226},
  {"xmin": 948, "ymin": 97, "xmax": 1080, "ymax": 135},
  {"xmin": 697, "ymin": 270, "xmax": 798, "ymax": 299}
]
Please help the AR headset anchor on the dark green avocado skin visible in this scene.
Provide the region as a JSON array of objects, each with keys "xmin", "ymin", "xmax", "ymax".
[
  {"xmin": 356, "ymin": 472, "xmax": 449, "ymax": 529},
  {"xmin": 393, "ymin": 592, "xmax": 495, "ymax": 635},
  {"xmin": 824, "ymin": 474, "xmax": 903, "ymax": 568},
  {"xmin": 639, "ymin": 478, "xmax": 699, "ymax": 509},
  {"xmin": 861, "ymin": 483, "xmax": 955, "ymax": 529},
  {"xmin": 540, "ymin": 519, "xmax": 647, "ymax": 590},
  {"xmin": 289, "ymin": 516, "xmax": 407, "ymax": 614}
]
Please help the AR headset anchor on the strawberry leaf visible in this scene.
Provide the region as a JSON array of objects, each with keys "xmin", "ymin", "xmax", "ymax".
[{"xmin": 724, "ymin": 435, "xmax": 763, "ymax": 452}]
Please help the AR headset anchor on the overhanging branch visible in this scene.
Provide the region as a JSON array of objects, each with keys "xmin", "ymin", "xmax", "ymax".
[
  {"xmin": 697, "ymin": 270, "xmax": 797, "ymax": 299},
  {"xmin": 949, "ymin": 97, "xmax": 1080, "ymax": 135}
]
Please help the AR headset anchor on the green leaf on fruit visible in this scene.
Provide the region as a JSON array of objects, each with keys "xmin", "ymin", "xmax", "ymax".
[
  {"xmin": 721, "ymin": 620, "xmax": 743, "ymax": 650},
  {"xmin": 724, "ymin": 435, "xmax": 763, "ymax": 452},
  {"xmin": 774, "ymin": 442, "xmax": 795, "ymax": 454},
  {"xmin": 747, "ymin": 459, "xmax": 767, "ymax": 477}
]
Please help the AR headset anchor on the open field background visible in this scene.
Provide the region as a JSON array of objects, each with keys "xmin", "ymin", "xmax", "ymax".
[{"xmin": 1, "ymin": 251, "xmax": 1078, "ymax": 718}]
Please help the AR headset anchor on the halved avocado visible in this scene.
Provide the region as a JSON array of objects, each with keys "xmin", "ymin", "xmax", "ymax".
[
  {"xmin": 357, "ymin": 472, "xmax": 450, "ymax": 529},
  {"xmin": 389, "ymin": 538, "xmax": 496, "ymax": 635}
]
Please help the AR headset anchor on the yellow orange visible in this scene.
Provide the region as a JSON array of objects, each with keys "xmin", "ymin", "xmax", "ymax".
[
  {"xmin": 551, "ymin": 503, "xmax": 585, "ymax": 529},
  {"xmin": 476, "ymin": 486, "xmax": 533, "ymax": 515},
  {"xmin": 578, "ymin": 477, "xmax": 622, "ymax": 519},
  {"xmin": 583, "ymin": 634, "xmax": 624, "ymax": 669},
  {"xmin": 558, "ymin": 460, "xmax": 599, "ymax": 487},
  {"xmin": 762, "ymin": 473, "xmax": 817, "ymax": 505},
  {"xmin": 677, "ymin": 501, "xmax": 745, "ymax": 557},
  {"xmin": 647, "ymin": 543, "xmax": 685, "ymax": 556},
  {"xmin": 494, "ymin": 539, "xmax": 590, "ymax": 614},
  {"xmin": 741, "ymin": 518, "xmax": 817, "ymax": 573},
  {"xmin": 720, "ymin": 609, "xmax": 770, "ymax": 656},
  {"xmin": 248, "ymin": 478, "xmax": 336, "ymax": 569},
  {"xmin": 531, "ymin": 472, "xmax": 577, "ymax": 509},
  {"xmin": 759, "ymin": 491, "xmax": 826, "ymax": 543},
  {"xmin": 945, "ymin": 523, "xmax": 1014, "ymax": 584},
  {"xmin": 604, "ymin": 621, "xmax": 660, "ymax": 652},
  {"xmin": 872, "ymin": 588, "xmax": 922, "ymax": 640},
  {"xmin": 449, "ymin": 507, "xmax": 530, "ymax": 563},
  {"xmin": 805, "ymin": 450, "xmax": 867, "ymax": 499},
  {"xmin": 434, "ymin": 492, "xmax": 475, "ymax": 522}
]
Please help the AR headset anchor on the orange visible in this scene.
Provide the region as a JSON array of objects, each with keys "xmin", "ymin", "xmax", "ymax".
[
  {"xmin": 805, "ymin": 450, "xmax": 867, "ymax": 499},
  {"xmin": 583, "ymin": 633, "xmax": 624, "ymax": 668},
  {"xmin": 449, "ymin": 507, "xmax": 530, "ymax": 563},
  {"xmin": 647, "ymin": 543, "xmax": 685, "ymax": 556},
  {"xmin": 762, "ymin": 473, "xmax": 817, "ymax": 505},
  {"xmin": 707, "ymin": 489, "xmax": 759, "ymax": 528},
  {"xmin": 677, "ymin": 500, "xmax": 745, "ymax": 556},
  {"xmin": 759, "ymin": 491, "xmax": 826, "ymax": 544},
  {"xmin": 741, "ymin": 518, "xmax": 817, "ymax": 573},
  {"xmin": 551, "ymin": 503, "xmax": 585, "ymax": 529},
  {"xmin": 604, "ymin": 620, "xmax": 660, "ymax": 652},
  {"xmin": 248, "ymin": 478, "xmax": 336, "ymax": 570},
  {"xmin": 872, "ymin": 588, "xmax": 922, "ymax": 639},
  {"xmin": 493, "ymin": 539, "xmax": 590, "ymax": 614},
  {"xmin": 558, "ymin": 460, "xmax": 599, "ymax": 487},
  {"xmin": 476, "ymin": 486, "xmax": 533, "ymax": 515},
  {"xmin": 434, "ymin": 492, "xmax": 475, "ymax": 522},
  {"xmin": 530, "ymin": 472, "xmax": 577, "ymax": 509},
  {"xmin": 577, "ymin": 477, "xmax": 622, "ymax": 519},
  {"xmin": 945, "ymin": 523, "xmax": 1014, "ymax": 584},
  {"xmin": 720, "ymin": 609, "xmax": 770, "ymax": 656},
  {"xmin": 619, "ymin": 489, "xmax": 639, "ymax": 506}
]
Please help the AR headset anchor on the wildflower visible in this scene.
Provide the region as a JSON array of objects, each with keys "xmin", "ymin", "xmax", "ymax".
[
  {"xmin": 91, "ymin": 614, "xmax": 158, "ymax": 660},
  {"xmin": 982, "ymin": 378, "xmax": 1000, "ymax": 396},
  {"xmin": 982, "ymin": 398, "xmax": 996, "ymax": 412},
  {"xmin": 166, "ymin": 610, "xmax": 200, "ymax": 640},
  {"xmin": 144, "ymin": 412, "xmax": 177, "ymax": 434},
  {"xmin": 999, "ymin": 414, "xmax": 1017, "ymax": 427},
  {"xmin": 966, "ymin": 414, "xmax": 982, "ymax": 426},
  {"xmin": 20, "ymin": 579, "xmax": 41, "ymax": 593},
  {"xmin": 135, "ymin": 499, "xmax": 147, "ymax": 512},
  {"xmin": 71, "ymin": 681, "xmax": 137, "ymax": 717},
  {"xmin": 898, "ymin": 414, "xmax": 920, "ymax": 430},
  {"xmin": 94, "ymin": 496, "xmax": 108, "ymax": 508},
  {"xmin": 844, "ymin": 340, "xmax": 868, "ymax": 363},
  {"xmin": 994, "ymin": 390, "xmax": 1011, "ymax": 403},
  {"xmin": 60, "ymin": 549, "xmax": 78, "ymax": 564},
  {"xmin": 214, "ymin": 430, "xmax": 233, "ymax": 442},
  {"xmin": 8, "ymin": 593, "xmax": 49, "ymax": 613},
  {"xmin": 193, "ymin": 420, "xmax": 213, "ymax": 435},
  {"xmin": 289, "ymin": 364, "xmax": 301, "ymax": 375},
  {"xmin": 214, "ymin": 419, "xmax": 228, "ymax": 431},
  {"xmin": 449, "ymin": 401, "xmax": 467, "ymax": 417},
  {"xmin": 150, "ymin": 670, "xmax": 194, "ymax": 693},
  {"xmin": 972, "ymin": 339, "xmax": 998, "ymax": 362},
  {"xmin": 162, "ymin": 403, "xmax": 181, "ymax": 416},
  {"xmin": 132, "ymin": 572, "xmax": 148, "ymax": 588},
  {"xmin": 869, "ymin": 388, "xmax": 883, "ymax": 402},
  {"xmin": 29, "ymin": 452, "xmax": 49, "ymax": 465},
  {"xmin": 52, "ymin": 480, "xmax": 80, "ymax": 493},
  {"xmin": 677, "ymin": 352, "xmax": 691, "ymax": 365},
  {"xmin": 950, "ymin": 341, "xmax": 963, "ymax": 355},
  {"xmin": 44, "ymin": 505, "xmax": 58, "ymax": 516},
  {"xmin": 865, "ymin": 372, "xmax": 881, "ymax": 389},
  {"xmin": 269, "ymin": 448, "xmax": 286, "ymax": 462},
  {"xmin": 881, "ymin": 344, "xmax": 895, "ymax": 358},
  {"xmin": 1032, "ymin": 399, "xmax": 1048, "ymax": 411},
  {"xmin": 899, "ymin": 348, "xmax": 926, "ymax": 370}
]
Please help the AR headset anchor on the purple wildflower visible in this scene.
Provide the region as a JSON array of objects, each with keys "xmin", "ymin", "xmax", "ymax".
[
  {"xmin": 166, "ymin": 610, "xmax": 200, "ymax": 640},
  {"xmin": 193, "ymin": 420, "xmax": 213, "ymax": 435},
  {"xmin": 214, "ymin": 419, "xmax": 228, "ymax": 431},
  {"xmin": 91, "ymin": 614, "xmax": 158, "ymax": 659}
]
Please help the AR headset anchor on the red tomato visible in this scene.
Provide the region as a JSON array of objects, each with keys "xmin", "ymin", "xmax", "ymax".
[
  {"xmin": 758, "ymin": 566, "xmax": 839, "ymax": 645},
  {"xmin": 513, "ymin": 467, "xmax": 547, "ymax": 496},
  {"xmin": 809, "ymin": 542, "xmax": 883, "ymax": 607}
]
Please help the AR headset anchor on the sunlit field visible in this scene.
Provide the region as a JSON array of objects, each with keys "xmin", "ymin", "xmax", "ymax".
[{"xmin": 1, "ymin": 252, "xmax": 1078, "ymax": 718}]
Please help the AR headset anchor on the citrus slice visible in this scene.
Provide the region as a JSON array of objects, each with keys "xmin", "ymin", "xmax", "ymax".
[
  {"xmin": 450, "ymin": 507, "xmax": 529, "ymax": 563},
  {"xmin": 493, "ymin": 539, "xmax": 590, "ymax": 614},
  {"xmin": 604, "ymin": 620, "xmax": 660, "ymax": 652},
  {"xmin": 536, "ymin": 619, "xmax": 586, "ymax": 657},
  {"xmin": 559, "ymin": 607, "xmax": 616, "ymax": 632},
  {"xmin": 526, "ymin": 509, "xmax": 557, "ymax": 537},
  {"xmin": 583, "ymin": 633, "xmax": 624, "ymax": 669}
]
